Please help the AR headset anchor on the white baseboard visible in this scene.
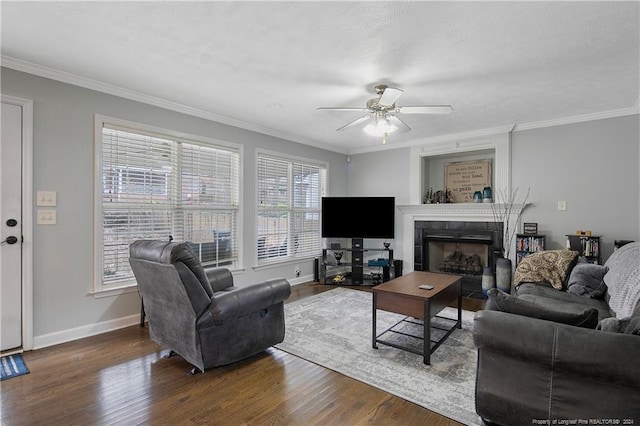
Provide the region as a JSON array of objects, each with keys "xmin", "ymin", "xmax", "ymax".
[
  {"xmin": 32, "ymin": 275, "xmax": 317, "ymax": 349},
  {"xmin": 33, "ymin": 314, "xmax": 141, "ymax": 350},
  {"xmin": 289, "ymin": 273, "xmax": 315, "ymax": 286}
]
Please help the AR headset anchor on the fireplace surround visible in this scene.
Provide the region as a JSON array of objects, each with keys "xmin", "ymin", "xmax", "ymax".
[
  {"xmin": 414, "ymin": 220, "xmax": 503, "ymax": 298},
  {"xmin": 398, "ymin": 202, "xmax": 527, "ymax": 297}
]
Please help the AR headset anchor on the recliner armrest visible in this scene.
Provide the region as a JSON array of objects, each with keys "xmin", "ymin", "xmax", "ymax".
[
  {"xmin": 204, "ymin": 279, "xmax": 291, "ymax": 325},
  {"xmin": 206, "ymin": 268, "xmax": 234, "ymax": 292},
  {"xmin": 473, "ymin": 310, "xmax": 640, "ymax": 387}
]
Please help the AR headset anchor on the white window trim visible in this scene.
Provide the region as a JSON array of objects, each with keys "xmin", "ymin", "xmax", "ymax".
[
  {"xmin": 254, "ymin": 148, "xmax": 327, "ymax": 269},
  {"xmin": 93, "ymin": 114, "xmax": 243, "ymax": 295}
]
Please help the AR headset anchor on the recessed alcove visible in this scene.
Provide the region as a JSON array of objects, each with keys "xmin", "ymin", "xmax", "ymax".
[
  {"xmin": 420, "ymin": 149, "xmax": 495, "ymax": 204},
  {"xmin": 409, "ymin": 131, "xmax": 511, "ymax": 205}
]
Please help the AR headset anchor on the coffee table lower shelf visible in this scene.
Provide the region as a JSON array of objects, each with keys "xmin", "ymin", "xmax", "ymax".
[{"xmin": 373, "ymin": 314, "xmax": 461, "ymax": 364}]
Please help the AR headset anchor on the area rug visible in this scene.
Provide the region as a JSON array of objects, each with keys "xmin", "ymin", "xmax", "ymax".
[
  {"xmin": 1, "ymin": 353, "xmax": 30, "ymax": 381},
  {"xmin": 276, "ymin": 287, "xmax": 482, "ymax": 425}
]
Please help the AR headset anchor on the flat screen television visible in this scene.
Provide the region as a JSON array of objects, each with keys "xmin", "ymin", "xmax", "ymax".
[{"xmin": 321, "ymin": 196, "xmax": 395, "ymax": 239}]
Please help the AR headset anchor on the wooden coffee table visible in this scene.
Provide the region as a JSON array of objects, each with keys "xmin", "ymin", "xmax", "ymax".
[{"xmin": 372, "ymin": 271, "xmax": 462, "ymax": 365}]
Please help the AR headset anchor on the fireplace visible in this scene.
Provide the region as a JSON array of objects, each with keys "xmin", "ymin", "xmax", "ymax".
[
  {"xmin": 426, "ymin": 236, "xmax": 491, "ymax": 275},
  {"xmin": 414, "ymin": 220, "xmax": 503, "ymax": 298}
]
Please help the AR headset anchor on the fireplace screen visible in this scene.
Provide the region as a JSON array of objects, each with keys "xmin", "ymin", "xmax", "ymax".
[{"xmin": 428, "ymin": 241, "xmax": 488, "ymax": 275}]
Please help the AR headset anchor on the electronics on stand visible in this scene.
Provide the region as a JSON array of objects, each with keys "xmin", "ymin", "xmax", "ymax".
[{"xmin": 320, "ymin": 197, "xmax": 397, "ymax": 286}]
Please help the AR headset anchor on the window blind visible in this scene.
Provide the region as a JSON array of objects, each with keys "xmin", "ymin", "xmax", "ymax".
[
  {"xmin": 256, "ymin": 152, "xmax": 325, "ymax": 265},
  {"xmin": 99, "ymin": 124, "xmax": 240, "ymax": 289}
]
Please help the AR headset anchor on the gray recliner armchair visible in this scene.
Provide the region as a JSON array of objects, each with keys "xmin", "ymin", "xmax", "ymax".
[{"xmin": 129, "ymin": 240, "xmax": 291, "ymax": 373}]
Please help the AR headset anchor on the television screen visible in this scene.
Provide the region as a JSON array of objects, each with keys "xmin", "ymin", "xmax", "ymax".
[{"xmin": 321, "ymin": 197, "xmax": 395, "ymax": 239}]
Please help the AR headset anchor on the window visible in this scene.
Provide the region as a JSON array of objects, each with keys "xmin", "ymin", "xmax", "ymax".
[
  {"xmin": 95, "ymin": 117, "xmax": 240, "ymax": 291},
  {"xmin": 256, "ymin": 151, "xmax": 326, "ymax": 266}
]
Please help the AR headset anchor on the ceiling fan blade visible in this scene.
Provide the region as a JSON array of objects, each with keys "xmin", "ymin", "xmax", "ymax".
[
  {"xmin": 336, "ymin": 115, "xmax": 371, "ymax": 131},
  {"xmin": 396, "ymin": 105, "xmax": 453, "ymax": 114},
  {"xmin": 317, "ymin": 107, "xmax": 369, "ymax": 111},
  {"xmin": 387, "ymin": 115, "xmax": 411, "ymax": 132},
  {"xmin": 378, "ymin": 87, "xmax": 403, "ymax": 107}
]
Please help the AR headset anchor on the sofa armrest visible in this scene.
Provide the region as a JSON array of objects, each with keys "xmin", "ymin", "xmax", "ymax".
[
  {"xmin": 473, "ymin": 310, "xmax": 640, "ymax": 387},
  {"xmin": 204, "ymin": 278, "xmax": 291, "ymax": 325}
]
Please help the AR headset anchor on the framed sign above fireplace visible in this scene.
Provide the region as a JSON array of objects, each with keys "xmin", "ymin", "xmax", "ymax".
[{"xmin": 444, "ymin": 159, "xmax": 492, "ymax": 203}]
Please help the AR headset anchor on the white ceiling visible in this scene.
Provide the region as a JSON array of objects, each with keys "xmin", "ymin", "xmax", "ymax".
[{"xmin": 2, "ymin": 1, "xmax": 639, "ymax": 154}]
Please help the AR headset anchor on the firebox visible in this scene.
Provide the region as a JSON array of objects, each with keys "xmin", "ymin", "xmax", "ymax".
[{"xmin": 414, "ymin": 220, "xmax": 503, "ymax": 298}]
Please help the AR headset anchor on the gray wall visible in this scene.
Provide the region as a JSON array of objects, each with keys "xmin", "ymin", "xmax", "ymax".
[
  {"xmin": 1, "ymin": 67, "xmax": 347, "ymax": 344},
  {"xmin": 512, "ymin": 115, "xmax": 640, "ymax": 255},
  {"xmin": 347, "ymin": 148, "xmax": 411, "ymax": 203},
  {"xmin": 349, "ymin": 114, "xmax": 640, "ymax": 264}
]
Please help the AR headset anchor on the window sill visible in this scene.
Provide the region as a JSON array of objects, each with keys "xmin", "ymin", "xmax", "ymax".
[
  {"xmin": 89, "ymin": 284, "xmax": 139, "ymax": 299},
  {"xmin": 253, "ymin": 256, "xmax": 316, "ymax": 272}
]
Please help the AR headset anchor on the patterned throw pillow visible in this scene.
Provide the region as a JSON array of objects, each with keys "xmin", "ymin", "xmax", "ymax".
[{"xmin": 513, "ymin": 250, "xmax": 579, "ymax": 290}]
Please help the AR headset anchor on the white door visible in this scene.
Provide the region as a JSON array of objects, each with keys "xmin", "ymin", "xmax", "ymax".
[{"xmin": 1, "ymin": 102, "xmax": 23, "ymax": 351}]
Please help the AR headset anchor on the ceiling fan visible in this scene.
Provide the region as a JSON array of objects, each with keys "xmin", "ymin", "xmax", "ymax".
[{"xmin": 318, "ymin": 84, "xmax": 452, "ymax": 144}]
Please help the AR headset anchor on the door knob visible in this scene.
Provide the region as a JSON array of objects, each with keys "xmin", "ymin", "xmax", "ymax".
[
  {"xmin": 2, "ymin": 236, "xmax": 18, "ymax": 245},
  {"xmin": 6, "ymin": 219, "xmax": 18, "ymax": 227}
]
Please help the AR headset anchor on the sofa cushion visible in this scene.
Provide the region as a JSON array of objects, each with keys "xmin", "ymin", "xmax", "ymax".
[
  {"xmin": 516, "ymin": 282, "xmax": 612, "ymax": 320},
  {"xmin": 513, "ymin": 250, "xmax": 579, "ymax": 290},
  {"xmin": 567, "ymin": 263, "xmax": 609, "ymax": 299},
  {"xmin": 518, "ymin": 293, "xmax": 607, "ymax": 324},
  {"xmin": 485, "ymin": 288, "xmax": 599, "ymax": 328}
]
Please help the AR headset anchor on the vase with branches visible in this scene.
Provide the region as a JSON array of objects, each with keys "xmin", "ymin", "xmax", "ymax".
[
  {"xmin": 489, "ymin": 187, "xmax": 530, "ymax": 293},
  {"xmin": 489, "ymin": 187, "xmax": 530, "ymax": 259}
]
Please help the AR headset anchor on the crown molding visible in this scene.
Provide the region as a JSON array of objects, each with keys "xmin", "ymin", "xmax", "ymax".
[
  {"xmin": 513, "ymin": 104, "xmax": 640, "ymax": 132},
  {"xmin": 349, "ymin": 102, "xmax": 640, "ymax": 155},
  {"xmin": 1, "ymin": 56, "xmax": 348, "ymax": 155}
]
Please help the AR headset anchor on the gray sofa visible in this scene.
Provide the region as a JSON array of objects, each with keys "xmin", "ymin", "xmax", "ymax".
[
  {"xmin": 129, "ymin": 240, "xmax": 291, "ymax": 373},
  {"xmin": 473, "ymin": 242, "xmax": 640, "ymax": 424}
]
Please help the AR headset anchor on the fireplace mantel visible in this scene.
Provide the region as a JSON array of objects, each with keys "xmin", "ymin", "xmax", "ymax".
[{"xmin": 398, "ymin": 203, "xmax": 526, "ymax": 220}]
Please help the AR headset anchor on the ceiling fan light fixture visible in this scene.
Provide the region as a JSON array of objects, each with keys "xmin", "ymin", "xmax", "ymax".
[
  {"xmin": 363, "ymin": 115, "xmax": 398, "ymax": 137},
  {"xmin": 319, "ymin": 83, "xmax": 451, "ymax": 142}
]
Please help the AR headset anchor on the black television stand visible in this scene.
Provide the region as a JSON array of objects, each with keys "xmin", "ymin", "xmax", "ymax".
[
  {"xmin": 319, "ymin": 238, "xmax": 393, "ymax": 286},
  {"xmin": 350, "ymin": 238, "xmax": 364, "ymax": 284}
]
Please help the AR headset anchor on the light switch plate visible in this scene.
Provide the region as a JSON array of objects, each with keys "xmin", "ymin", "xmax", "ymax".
[
  {"xmin": 557, "ymin": 200, "xmax": 567, "ymax": 211},
  {"xmin": 37, "ymin": 191, "xmax": 57, "ymax": 206},
  {"xmin": 37, "ymin": 209, "xmax": 57, "ymax": 225}
]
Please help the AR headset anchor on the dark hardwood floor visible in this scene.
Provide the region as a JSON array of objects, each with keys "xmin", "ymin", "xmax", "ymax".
[{"xmin": 1, "ymin": 282, "xmax": 483, "ymax": 426}]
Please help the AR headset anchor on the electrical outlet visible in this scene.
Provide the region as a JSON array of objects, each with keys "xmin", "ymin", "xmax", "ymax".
[
  {"xmin": 295, "ymin": 265, "xmax": 301, "ymax": 277},
  {"xmin": 557, "ymin": 200, "xmax": 567, "ymax": 211}
]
